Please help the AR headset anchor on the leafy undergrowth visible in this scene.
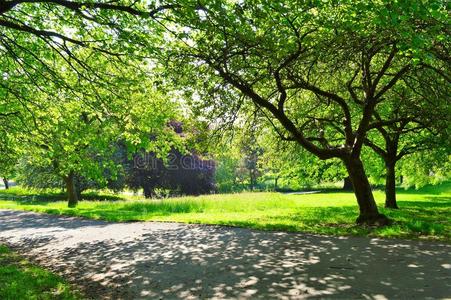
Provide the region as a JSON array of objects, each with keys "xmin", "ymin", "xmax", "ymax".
[
  {"xmin": 0, "ymin": 245, "xmax": 81, "ymax": 300},
  {"xmin": 0, "ymin": 183, "xmax": 450, "ymax": 241}
]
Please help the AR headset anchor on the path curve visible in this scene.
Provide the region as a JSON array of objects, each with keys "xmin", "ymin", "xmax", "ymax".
[{"xmin": 0, "ymin": 209, "xmax": 449, "ymax": 299}]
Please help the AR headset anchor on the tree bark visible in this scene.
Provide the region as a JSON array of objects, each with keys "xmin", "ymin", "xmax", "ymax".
[
  {"xmin": 64, "ymin": 172, "xmax": 78, "ymax": 208},
  {"xmin": 2, "ymin": 178, "xmax": 9, "ymax": 189},
  {"xmin": 343, "ymin": 176, "xmax": 353, "ymax": 191},
  {"xmin": 343, "ymin": 157, "xmax": 390, "ymax": 225},
  {"xmin": 384, "ymin": 160, "xmax": 398, "ymax": 209},
  {"xmin": 249, "ymin": 169, "xmax": 256, "ymax": 190},
  {"xmin": 143, "ymin": 184, "xmax": 153, "ymax": 198}
]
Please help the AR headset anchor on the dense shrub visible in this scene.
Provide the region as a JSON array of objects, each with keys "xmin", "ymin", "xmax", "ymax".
[{"xmin": 127, "ymin": 149, "xmax": 216, "ymax": 198}]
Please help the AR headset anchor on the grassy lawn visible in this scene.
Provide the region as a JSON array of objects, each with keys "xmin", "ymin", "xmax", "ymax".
[
  {"xmin": 0, "ymin": 183, "xmax": 449, "ymax": 241},
  {"xmin": 0, "ymin": 245, "xmax": 80, "ymax": 300}
]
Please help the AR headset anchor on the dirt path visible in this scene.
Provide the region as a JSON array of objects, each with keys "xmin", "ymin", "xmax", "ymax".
[{"xmin": 0, "ymin": 209, "xmax": 449, "ymax": 299}]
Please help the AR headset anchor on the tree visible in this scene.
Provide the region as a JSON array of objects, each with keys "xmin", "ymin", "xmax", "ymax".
[
  {"xmin": 159, "ymin": 0, "xmax": 448, "ymax": 224},
  {"xmin": 259, "ymin": 130, "xmax": 347, "ymax": 191},
  {"xmin": 0, "ymin": 0, "xmax": 172, "ymax": 127},
  {"xmin": 126, "ymin": 122, "xmax": 216, "ymax": 197},
  {"xmin": 365, "ymin": 68, "xmax": 450, "ymax": 208},
  {"xmin": 0, "ymin": 1, "xmax": 178, "ymax": 201},
  {"xmin": 0, "ymin": 94, "xmax": 23, "ymax": 190},
  {"xmin": 0, "ymin": 139, "xmax": 16, "ymax": 189},
  {"xmin": 0, "ymin": 156, "xmax": 15, "ymax": 189},
  {"xmin": 237, "ymin": 121, "xmax": 264, "ymax": 190},
  {"xmin": 399, "ymin": 148, "xmax": 450, "ymax": 189},
  {"xmin": 0, "ymin": 1, "xmax": 174, "ymax": 75},
  {"xmin": 15, "ymin": 145, "xmax": 128, "ymax": 196},
  {"xmin": 6, "ymin": 47, "xmax": 179, "ymax": 206},
  {"xmin": 214, "ymin": 152, "xmax": 242, "ymax": 193}
]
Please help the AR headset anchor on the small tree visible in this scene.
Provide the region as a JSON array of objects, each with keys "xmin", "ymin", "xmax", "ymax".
[
  {"xmin": 12, "ymin": 52, "xmax": 177, "ymax": 207},
  {"xmin": 365, "ymin": 69, "xmax": 449, "ymax": 208},
  {"xmin": 239, "ymin": 125, "xmax": 264, "ymax": 190}
]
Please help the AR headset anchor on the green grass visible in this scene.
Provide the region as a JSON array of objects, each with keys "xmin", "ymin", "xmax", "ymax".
[
  {"xmin": 0, "ymin": 186, "xmax": 123, "ymax": 201},
  {"xmin": 0, "ymin": 183, "xmax": 450, "ymax": 241},
  {"xmin": 0, "ymin": 245, "xmax": 80, "ymax": 300}
]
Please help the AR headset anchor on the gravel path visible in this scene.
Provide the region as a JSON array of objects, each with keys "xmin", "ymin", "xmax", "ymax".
[{"xmin": 0, "ymin": 209, "xmax": 450, "ymax": 299}]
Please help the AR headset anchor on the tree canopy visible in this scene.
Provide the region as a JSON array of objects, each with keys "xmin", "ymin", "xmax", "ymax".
[
  {"xmin": 0, "ymin": 0, "xmax": 449, "ymax": 224},
  {"xmin": 156, "ymin": 0, "xmax": 449, "ymax": 224}
]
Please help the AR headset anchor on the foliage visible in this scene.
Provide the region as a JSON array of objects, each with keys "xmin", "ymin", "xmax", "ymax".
[
  {"xmin": 0, "ymin": 110, "xmax": 21, "ymax": 183},
  {"xmin": 157, "ymin": 0, "xmax": 449, "ymax": 222},
  {"xmin": 214, "ymin": 152, "xmax": 242, "ymax": 193},
  {"xmin": 0, "ymin": 0, "xmax": 449, "ymax": 216},
  {"xmin": 15, "ymin": 157, "xmax": 64, "ymax": 190},
  {"xmin": 0, "ymin": 0, "xmax": 180, "ymax": 205},
  {"xmin": 1, "ymin": 45, "xmax": 179, "ymax": 205},
  {"xmin": 125, "ymin": 123, "xmax": 216, "ymax": 197},
  {"xmin": 399, "ymin": 149, "xmax": 451, "ymax": 188},
  {"xmin": 127, "ymin": 148, "xmax": 216, "ymax": 197},
  {"xmin": 15, "ymin": 155, "xmax": 126, "ymax": 194}
]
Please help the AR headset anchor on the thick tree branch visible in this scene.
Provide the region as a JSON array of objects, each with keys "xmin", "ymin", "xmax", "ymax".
[
  {"xmin": 397, "ymin": 144, "xmax": 430, "ymax": 160},
  {"xmin": 287, "ymin": 74, "xmax": 354, "ymax": 144},
  {"xmin": 347, "ymin": 67, "xmax": 362, "ymax": 104},
  {"xmin": 0, "ymin": 19, "xmax": 86, "ymax": 46},
  {"xmin": 213, "ymin": 65, "xmax": 346, "ymax": 159},
  {"xmin": 0, "ymin": 18, "xmax": 126, "ymax": 56},
  {"xmin": 0, "ymin": 111, "xmax": 19, "ymax": 117},
  {"xmin": 371, "ymin": 44, "xmax": 397, "ymax": 95},
  {"xmin": 420, "ymin": 63, "xmax": 451, "ymax": 83},
  {"xmin": 364, "ymin": 138, "xmax": 387, "ymax": 158},
  {"xmin": 367, "ymin": 117, "xmax": 415, "ymax": 130},
  {"xmin": 374, "ymin": 64, "xmax": 411, "ymax": 101},
  {"xmin": 1, "ymin": 0, "xmax": 176, "ymax": 17}
]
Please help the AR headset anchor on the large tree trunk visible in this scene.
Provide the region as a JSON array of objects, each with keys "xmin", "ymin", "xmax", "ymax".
[
  {"xmin": 143, "ymin": 184, "xmax": 153, "ymax": 198},
  {"xmin": 64, "ymin": 172, "xmax": 78, "ymax": 208},
  {"xmin": 343, "ymin": 176, "xmax": 353, "ymax": 191},
  {"xmin": 344, "ymin": 157, "xmax": 390, "ymax": 225},
  {"xmin": 2, "ymin": 178, "xmax": 9, "ymax": 189},
  {"xmin": 384, "ymin": 159, "xmax": 398, "ymax": 209},
  {"xmin": 249, "ymin": 170, "xmax": 256, "ymax": 191}
]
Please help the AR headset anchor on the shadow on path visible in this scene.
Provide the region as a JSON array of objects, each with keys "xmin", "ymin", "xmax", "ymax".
[{"xmin": 0, "ymin": 209, "xmax": 449, "ymax": 299}]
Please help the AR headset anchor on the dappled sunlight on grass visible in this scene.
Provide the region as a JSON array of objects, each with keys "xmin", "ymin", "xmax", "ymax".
[
  {"xmin": 0, "ymin": 245, "xmax": 80, "ymax": 299},
  {"xmin": 0, "ymin": 183, "xmax": 449, "ymax": 240}
]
